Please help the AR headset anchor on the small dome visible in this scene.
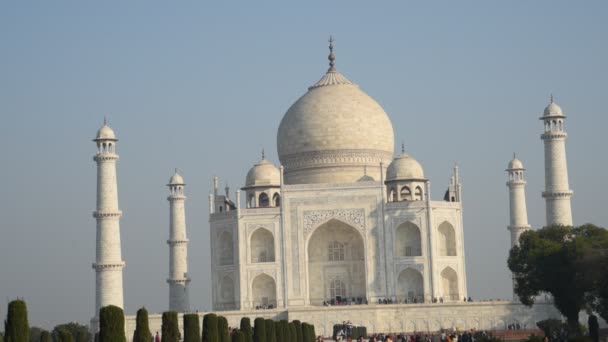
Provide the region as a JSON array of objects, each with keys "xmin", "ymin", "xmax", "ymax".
[
  {"xmin": 543, "ymin": 100, "xmax": 564, "ymax": 117},
  {"xmin": 386, "ymin": 153, "xmax": 425, "ymax": 181},
  {"xmin": 95, "ymin": 122, "xmax": 117, "ymax": 141},
  {"xmin": 507, "ymin": 157, "xmax": 524, "ymax": 170},
  {"xmin": 168, "ymin": 170, "xmax": 185, "ymax": 185},
  {"xmin": 245, "ymin": 159, "xmax": 280, "ymax": 187}
]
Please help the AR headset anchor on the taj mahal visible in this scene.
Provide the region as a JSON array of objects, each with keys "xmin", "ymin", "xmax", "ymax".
[{"xmin": 90, "ymin": 38, "xmax": 574, "ymax": 338}]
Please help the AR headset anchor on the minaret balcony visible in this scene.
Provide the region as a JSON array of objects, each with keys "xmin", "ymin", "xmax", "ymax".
[
  {"xmin": 542, "ymin": 191, "xmax": 573, "ymax": 198},
  {"xmin": 541, "ymin": 132, "xmax": 567, "ymax": 140},
  {"xmin": 93, "ymin": 210, "xmax": 122, "ymax": 218},
  {"xmin": 92, "ymin": 262, "xmax": 125, "ymax": 270}
]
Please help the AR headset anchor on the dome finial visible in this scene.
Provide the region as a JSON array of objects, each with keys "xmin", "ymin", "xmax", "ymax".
[
  {"xmin": 401, "ymin": 141, "xmax": 405, "ymax": 154},
  {"xmin": 550, "ymin": 93, "xmax": 554, "ymax": 104},
  {"xmin": 513, "ymin": 152, "xmax": 516, "ymax": 159},
  {"xmin": 262, "ymin": 148, "xmax": 265, "ymax": 160},
  {"xmin": 328, "ymin": 35, "xmax": 336, "ymax": 72},
  {"xmin": 103, "ymin": 116, "xmax": 108, "ymax": 126}
]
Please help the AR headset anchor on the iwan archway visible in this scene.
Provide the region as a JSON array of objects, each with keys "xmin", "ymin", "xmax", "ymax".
[{"xmin": 307, "ymin": 219, "xmax": 366, "ymax": 305}]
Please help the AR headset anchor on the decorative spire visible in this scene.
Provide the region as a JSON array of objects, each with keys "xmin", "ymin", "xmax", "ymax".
[
  {"xmin": 103, "ymin": 116, "xmax": 108, "ymax": 125},
  {"xmin": 262, "ymin": 148, "xmax": 265, "ymax": 160},
  {"xmin": 550, "ymin": 93, "xmax": 554, "ymax": 104},
  {"xmin": 175, "ymin": 168, "xmax": 179, "ymax": 174},
  {"xmin": 401, "ymin": 142, "xmax": 405, "ymax": 154},
  {"xmin": 328, "ymin": 35, "xmax": 336, "ymax": 72}
]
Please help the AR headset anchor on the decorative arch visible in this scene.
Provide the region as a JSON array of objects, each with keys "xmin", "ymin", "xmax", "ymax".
[
  {"xmin": 248, "ymin": 194, "xmax": 255, "ymax": 208},
  {"xmin": 438, "ymin": 221, "xmax": 457, "ymax": 256},
  {"xmin": 273, "ymin": 193, "xmax": 281, "ymax": 207},
  {"xmin": 250, "ymin": 228, "xmax": 275, "ymax": 263},
  {"xmin": 400, "ymin": 186, "xmax": 412, "ymax": 201},
  {"xmin": 258, "ymin": 192, "xmax": 269, "ymax": 207},
  {"xmin": 395, "ymin": 222, "xmax": 422, "ymax": 257},
  {"xmin": 440, "ymin": 266, "xmax": 459, "ymax": 301},
  {"xmin": 388, "ymin": 188, "xmax": 397, "ymax": 202},
  {"xmin": 251, "ymin": 273, "xmax": 277, "ymax": 308},
  {"xmin": 396, "ymin": 268, "xmax": 424, "ymax": 302},
  {"xmin": 307, "ymin": 219, "xmax": 365, "ymax": 305},
  {"xmin": 219, "ymin": 231, "xmax": 234, "ymax": 265},
  {"xmin": 415, "ymin": 186, "xmax": 423, "ymax": 201},
  {"xmin": 219, "ymin": 275, "xmax": 235, "ymax": 305}
]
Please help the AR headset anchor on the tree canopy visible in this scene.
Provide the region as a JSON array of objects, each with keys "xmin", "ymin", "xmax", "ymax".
[{"xmin": 508, "ymin": 224, "xmax": 608, "ymax": 334}]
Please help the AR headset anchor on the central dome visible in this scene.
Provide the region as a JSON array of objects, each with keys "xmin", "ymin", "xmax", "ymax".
[{"xmin": 277, "ymin": 41, "xmax": 394, "ymax": 184}]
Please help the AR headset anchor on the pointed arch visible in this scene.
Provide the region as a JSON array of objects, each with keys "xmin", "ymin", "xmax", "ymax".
[
  {"xmin": 273, "ymin": 193, "xmax": 281, "ymax": 207},
  {"xmin": 250, "ymin": 228, "xmax": 275, "ymax": 263},
  {"xmin": 415, "ymin": 186, "xmax": 423, "ymax": 201},
  {"xmin": 400, "ymin": 186, "xmax": 412, "ymax": 201},
  {"xmin": 440, "ymin": 266, "xmax": 459, "ymax": 301},
  {"xmin": 219, "ymin": 275, "xmax": 235, "ymax": 307},
  {"xmin": 258, "ymin": 192, "xmax": 269, "ymax": 207},
  {"xmin": 438, "ymin": 221, "xmax": 457, "ymax": 256},
  {"xmin": 395, "ymin": 222, "xmax": 422, "ymax": 257},
  {"xmin": 251, "ymin": 273, "xmax": 276, "ymax": 308},
  {"xmin": 396, "ymin": 268, "xmax": 424, "ymax": 302}
]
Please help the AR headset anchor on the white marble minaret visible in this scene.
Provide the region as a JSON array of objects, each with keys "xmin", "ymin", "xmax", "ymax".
[
  {"xmin": 506, "ymin": 155, "xmax": 531, "ymax": 300},
  {"xmin": 540, "ymin": 96, "xmax": 573, "ymax": 226},
  {"xmin": 167, "ymin": 170, "xmax": 190, "ymax": 312},
  {"xmin": 92, "ymin": 120, "xmax": 125, "ymax": 316}
]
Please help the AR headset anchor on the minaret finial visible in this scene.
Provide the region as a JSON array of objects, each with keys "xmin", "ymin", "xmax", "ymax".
[
  {"xmin": 328, "ymin": 35, "xmax": 336, "ymax": 72},
  {"xmin": 550, "ymin": 93, "xmax": 554, "ymax": 103},
  {"xmin": 513, "ymin": 152, "xmax": 516, "ymax": 159},
  {"xmin": 103, "ymin": 116, "xmax": 108, "ymax": 125},
  {"xmin": 262, "ymin": 148, "xmax": 265, "ymax": 160},
  {"xmin": 401, "ymin": 142, "xmax": 405, "ymax": 154},
  {"xmin": 175, "ymin": 167, "xmax": 179, "ymax": 174}
]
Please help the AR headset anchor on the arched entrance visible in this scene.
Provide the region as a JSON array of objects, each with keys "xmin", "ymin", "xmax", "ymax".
[
  {"xmin": 218, "ymin": 275, "xmax": 235, "ymax": 310},
  {"xmin": 395, "ymin": 222, "xmax": 422, "ymax": 257},
  {"xmin": 307, "ymin": 219, "xmax": 366, "ymax": 305},
  {"xmin": 396, "ymin": 268, "xmax": 424, "ymax": 303},
  {"xmin": 440, "ymin": 266, "xmax": 459, "ymax": 301},
  {"xmin": 438, "ymin": 222, "xmax": 457, "ymax": 256},
  {"xmin": 250, "ymin": 228, "xmax": 275, "ymax": 263},
  {"xmin": 251, "ymin": 273, "xmax": 277, "ymax": 309}
]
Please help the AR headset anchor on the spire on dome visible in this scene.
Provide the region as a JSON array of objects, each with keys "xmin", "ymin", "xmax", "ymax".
[
  {"xmin": 550, "ymin": 94, "xmax": 554, "ymax": 104},
  {"xmin": 103, "ymin": 116, "xmax": 108, "ymax": 125},
  {"xmin": 328, "ymin": 35, "xmax": 336, "ymax": 72},
  {"xmin": 262, "ymin": 148, "xmax": 265, "ymax": 160},
  {"xmin": 401, "ymin": 142, "xmax": 405, "ymax": 154}
]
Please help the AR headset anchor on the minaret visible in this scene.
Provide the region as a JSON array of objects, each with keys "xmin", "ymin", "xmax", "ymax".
[
  {"xmin": 167, "ymin": 169, "xmax": 190, "ymax": 312},
  {"xmin": 506, "ymin": 154, "xmax": 531, "ymax": 300},
  {"xmin": 540, "ymin": 96, "xmax": 573, "ymax": 226},
  {"xmin": 92, "ymin": 119, "xmax": 125, "ymax": 317}
]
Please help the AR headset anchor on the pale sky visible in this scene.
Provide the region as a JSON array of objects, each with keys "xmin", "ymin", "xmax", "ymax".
[{"xmin": 1, "ymin": 1, "xmax": 607, "ymax": 330}]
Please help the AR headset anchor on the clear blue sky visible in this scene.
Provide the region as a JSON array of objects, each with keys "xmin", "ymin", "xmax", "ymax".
[{"xmin": 1, "ymin": 1, "xmax": 607, "ymax": 330}]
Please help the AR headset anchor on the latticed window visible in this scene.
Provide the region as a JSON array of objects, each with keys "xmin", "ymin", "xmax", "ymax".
[
  {"xmin": 329, "ymin": 279, "xmax": 346, "ymax": 299},
  {"xmin": 328, "ymin": 241, "xmax": 345, "ymax": 261}
]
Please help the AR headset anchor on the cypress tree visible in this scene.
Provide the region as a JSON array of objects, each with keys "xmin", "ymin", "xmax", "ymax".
[
  {"xmin": 293, "ymin": 320, "xmax": 302, "ymax": 342},
  {"xmin": 39, "ymin": 331, "xmax": 51, "ymax": 342},
  {"xmin": 264, "ymin": 320, "xmax": 275, "ymax": 342},
  {"xmin": 273, "ymin": 321, "xmax": 280, "ymax": 342},
  {"xmin": 239, "ymin": 318, "xmax": 253, "ymax": 342},
  {"xmin": 252, "ymin": 318, "xmax": 266, "ymax": 342},
  {"xmin": 202, "ymin": 313, "xmax": 219, "ymax": 342},
  {"xmin": 98, "ymin": 305, "xmax": 126, "ymax": 342},
  {"xmin": 183, "ymin": 313, "xmax": 200, "ymax": 342},
  {"xmin": 132, "ymin": 307, "xmax": 152, "ymax": 342},
  {"xmin": 310, "ymin": 324, "xmax": 316, "ymax": 342},
  {"xmin": 288, "ymin": 322, "xmax": 296, "ymax": 342},
  {"xmin": 231, "ymin": 331, "xmax": 245, "ymax": 342},
  {"xmin": 4, "ymin": 299, "xmax": 29, "ymax": 342},
  {"xmin": 161, "ymin": 311, "xmax": 180, "ymax": 342},
  {"xmin": 217, "ymin": 316, "xmax": 229, "ymax": 342}
]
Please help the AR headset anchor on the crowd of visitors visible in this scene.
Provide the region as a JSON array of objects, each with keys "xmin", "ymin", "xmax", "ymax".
[{"xmin": 334, "ymin": 329, "xmax": 490, "ymax": 342}]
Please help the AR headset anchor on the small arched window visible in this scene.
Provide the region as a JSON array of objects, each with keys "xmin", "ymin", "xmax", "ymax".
[
  {"xmin": 273, "ymin": 193, "xmax": 281, "ymax": 207},
  {"xmin": 329, "ymin": 279, "xmax": 346, "ymax": 300},
  {"xmin": 328, "ymin": 241, "xmax": 345, "ymax": 261},
  {"xmin": 248, "ymin": 194, "xmax": 255, "ymax": 208},
  {"xmin": 259, "ymin": 193, "xmax": 269, "ymax": 207},
  {"xmin": 558, "ymin": 120, "xmax": 563, "ymax": 131},
  {"xmin": 400, "ymin": 186, "xmax": 412, "ymax": 201},
  {"xmin": 415, "ymin": 186, "xmax": 423, "ymax": 201}
]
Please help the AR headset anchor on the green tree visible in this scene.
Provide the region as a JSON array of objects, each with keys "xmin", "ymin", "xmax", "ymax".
[
  {"xmin": 231, "ymin": 331, "xmax": 245, "ymax": 342},
  {"xmin": 132, "ymin": 307, "xmax": 152, "ymax": 342},
  {"xmin": 287, "ymin": 323, "xmax": 296, "ymax": 342},
  {"xmin": 217, "ymin": 316, "xmax": 229, "ymax": 342},
  {"xmin": 28, "ymin": 327, "xmax": 43, "ymax": 342},
  {"xmin": 202, "ymin": 313, "xmax": 219, "ymax": 342},
  {"xmin": 239, "ymin": 318, "xmax": 252, "ymax": 342},
  {"xmin": 301, "ymin": 323, "xmax": 310, "ymax": 342},
  {"xmin": 293, "ymin": 320, "xmax": 302, "ymax": 342},
  {"xmin": 588, "ymin": 315, "xmax": 599, "ymax": 342},
  {"xmin": 52, "ymin": 323, "xmax": 90, "ymax": 342},
  {"xmin": 252, "ymin": 318, "xmax": 266, "ymax": 342},
  {"xmin": 4, "ymin": 299, "xmax": 29, "ymax": 342},
  {"xmin": 508, "ymin": 224, "xmax": 608, "ymax": 336},
  {"xmin": 98, "ymin": 305, "xmax": 126, "ymax": 342},
  {"xmin": 161, "ymin": 311, "xmax": 180, "ymax": 342},
  {"xmin": 55, "ymin": 328, "xmax": 74, "ymax": 342},
  {"xmin": 264, "ymin": 320, "xmax": 275, "ymax": 342},
  {"xmin": 38, "ymin": 331, "xmax": 51, "ymax": 342},
  {"xmin": 183, "ymin": 313, "xmax": 200, "ymax": 342}
]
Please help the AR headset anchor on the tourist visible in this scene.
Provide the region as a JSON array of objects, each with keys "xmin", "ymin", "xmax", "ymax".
[{"xmin": 155, "ymin": 331, "xmax": 160, "ymax": 342}]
